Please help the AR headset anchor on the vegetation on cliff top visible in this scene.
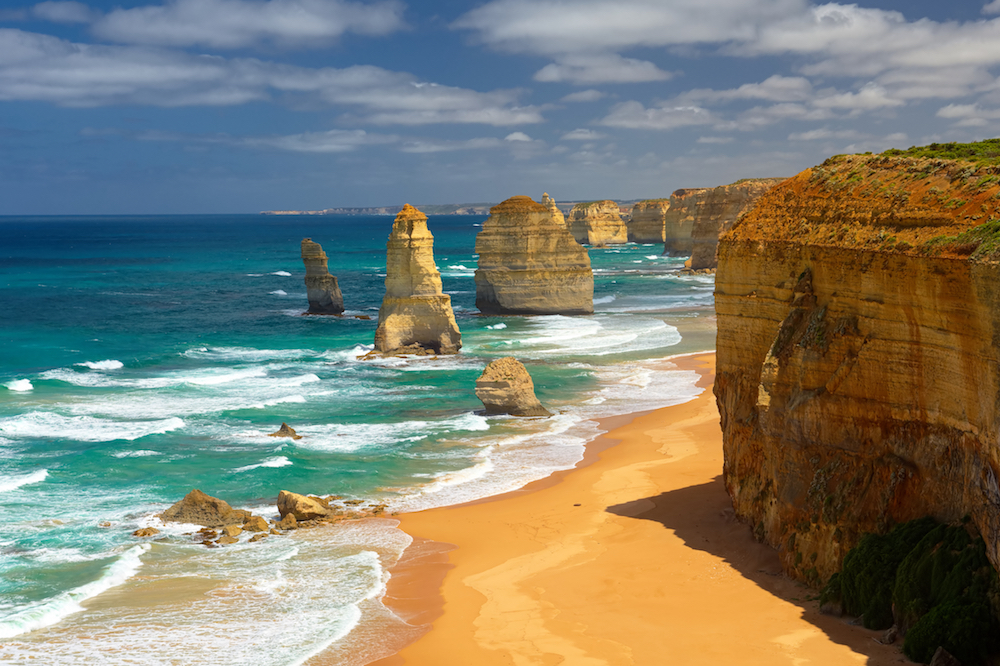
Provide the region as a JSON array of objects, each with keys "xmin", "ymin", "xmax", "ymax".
[
  {"xmin": 820, "ymin": 517, "xmax": 1000, "ymax": 664},
  {"xmin": 881, "ymin": 138, "xmax": 1000, "ymax": 166}
]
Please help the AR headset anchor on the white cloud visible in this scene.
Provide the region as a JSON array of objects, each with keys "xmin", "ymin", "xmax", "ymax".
[
  {"xmin": 813, "ymin": 82, "xmax": 903, "ymax": 110},
  {"xmin": 32, "ymin": 1, "xmax": 96, "ymax": 23},
  {"xmin": 399, "ymin": 137, "xmax": 504, "ymax": 153},
  {"xmin": 599, "ymin": 101, "xmax": 715, "ymax": 131},
  {"xmin": 733, "ymin": 103, "xmax": 833, "ymax": 129},
  {"xmin": 985, "ymin": 0, "xmax": 1000, "ymax": 15},
  {"xmin": 696, "ymin": 136, "xmax": 733, "ymax": 144},
  {"xmin": 0, "ymin": 29, "xmax": 542, "ymax": 125},
  {"xmin": 561, "ymin": 89, "xmax": 604, "ymax": 103},
  {"xmin": 242, "ymin": 129, "xmax": 397, "ymax": 152},
  {"xmin": 534, "ymin": 53, "xmax": 670, "ymax": 84},
  {"xmin": 787, "ymin": 128, "xmax": 862, "ymax": 141},
  {"xmin": 504, "ymin": 131, "xmax": 532, "ymax": 141},
  {"xmin": 93, "ymin": 0, "xmax": 406, "ymax": 49},
  {"xmin": 937, "ymin": 103, "xmax": 1000, "ymax": 127},
  {"xmin": 680, "ymin": 75, "xmax": 813, "ymax": 104},
  {"xmin": 562, "ymin": 128, "xmax": 604, "ymax": 140}
]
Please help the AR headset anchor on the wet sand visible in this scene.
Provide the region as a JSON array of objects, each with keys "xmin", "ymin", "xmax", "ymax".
[{"xmin": 368, "ymin": 353, "xmax": 909, "ymax": 665}]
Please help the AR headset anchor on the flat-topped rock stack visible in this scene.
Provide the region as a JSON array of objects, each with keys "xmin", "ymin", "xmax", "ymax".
[
  {"xmin": 475, "ymin": 196, "xmax": 593, "ymax": 315},
  {"xmin": 475, "ymin": 357, "xmax": 551, "ymax": 417},
  {"xmin": 628, "ymin": 199, "xmax": 671, "ymax": 243},
  {"xmin": 567, "ymin": 200, "xmax": 628, "ymax": 246},
  {"xmin": 662, "ymin": 189, "xmax": 708, "ymax": 256},
  {"xmin": 374, "ymin": 204, "xmax": 462, "ymax": 355},
  {"xmin": 540, "ymin": 192, "xmax": 566, "ymax": 228},
  {"xmin": 686, "ymin": 178, "xmax": 784, "ymax": 270},
  {"xmin": 301, "ymin": 239, "xmax": 345, "ymax": 314}
]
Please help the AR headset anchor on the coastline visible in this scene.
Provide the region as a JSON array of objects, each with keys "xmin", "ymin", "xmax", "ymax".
[{"xmin": 363, "ymin": 353, "xmax": 907, "ymax": 665}]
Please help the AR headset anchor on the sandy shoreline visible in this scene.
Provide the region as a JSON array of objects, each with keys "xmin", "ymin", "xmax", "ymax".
[{"xmin": 358, "ymin": 353, "xmax": 908, "ymax": 665}]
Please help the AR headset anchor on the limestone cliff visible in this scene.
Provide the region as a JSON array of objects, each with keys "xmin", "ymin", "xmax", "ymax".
[
  {"xmin": 687, "ymin": 179, "xmax": 784, "ymax": 269},
  {"xmin": 541, "ymin": 193, "xmax": 566, "ymax": 228},
  {"xmin": 374, "ymin": 204, "xmax": 462, "ymax": 355},
  {"xmin": 301, "ymin": 239, "xmax": 345, "ymax": 314},
  {"xmin": 662, "ymin": 189, "xmax": 707, "ymax": 255},
  {"xmin": 714, "ymin": 151, "xmax": 1000, "ymax": 585},
  {"xmin": 475, "ymin": 196, "xmax": 594, "ymax": 315},
  {"xmin": 475, "ymin": 357, "xmax": 551, "ymax": 417},
  {"xmin": 568, "ymin": 200, "xmax": 628, "ymax": 246},
  {"xmin": 628, "ymin": 199, "xmax": 670, "ymax": 243}
]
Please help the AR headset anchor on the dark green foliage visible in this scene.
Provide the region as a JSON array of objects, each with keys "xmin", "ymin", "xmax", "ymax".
[{"xmin": 882, "ymin": 139, "xmax": 1000, "ymax": 165}]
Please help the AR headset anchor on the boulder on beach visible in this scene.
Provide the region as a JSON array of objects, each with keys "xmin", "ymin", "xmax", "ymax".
[
  {"xmin": 475, "ymin": 357, "xmax": 552, "ymax": 417},
  {"xmin": 276, "ymin": 513, "xmax": 298, "ymax": 530},
  {"xmin": 277, "ymin": 490, "xmax": 333, "ymax": 521},
  {"xmin": 243, "ymin": 515, "xmax": 269, "ymax": 532},
  {"xmin": 267, "ymin": 422, "xmax": 302, "ymax": 439},
  {"xmin": 158, "ymin": 489, "xmax": 250, "ymax": 528}
]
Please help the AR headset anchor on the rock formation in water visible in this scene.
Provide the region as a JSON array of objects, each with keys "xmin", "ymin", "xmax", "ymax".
[
  {"xmin": 541, "ymin": 192, "xmax": 566, "ymax": 228},
  {"xmin": 662, "ymin": 188, "xmax": 707, "ymax": 256},
  {"xmin": 277, "ymin": 490, "xmax": 335, "ymax": 521},
  {"xmin": 567, "ymin": 200, "xmax": 628, "ymax": 246},
  {"xmin": 475, "ymin": 196, "xmax": 594, "ymax": 315},
  {"xmin": 267, "ymin": 422, "xmax": 302, "ymax": 439},
  {"xmin": 159, "ymin": 489, "xmax": 250, "ymax": 527},
  {"xmin": 301, "ymin": 239, "xmax": 345, "ymax": 314},
  {"xmin": 373, "ymin": 204, "xmax": 462, "ymax": 355},
  {"xmin": 475, "ymin": 357, "xmax": 552, "ymax": 417},
  {"xmin": 714, "ymin": 149, "xmax": 1000, "ymax": 586},
  {"xmin": 628, "ymin": 199, "xmax": 671, "ymax": 243}
]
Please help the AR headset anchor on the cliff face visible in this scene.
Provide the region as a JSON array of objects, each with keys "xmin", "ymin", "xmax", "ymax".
[
  {"xmin": 662, "ymin": 188, "xmax": 706, "ymax": 255},
  {"xmin": 568, "ymin": 200, "xmax": 628, "ymax": 246},
  {"xmin": 541, "ymin": 192, "xmax": 566, "ymax": 228},
  {"xmin": 715, "ymin": 153, "xmax": 1000, "ymax": 585},
  {"xmin": 301, "ymin": 239, "xmax": 345, "ymax": 314},
  {"xmin": 475, "ymin": 196, "xmax": 594, "ymax": 315},
  {"xmin": 374, "ymin": 204, "xmax": 462, "ymax": 354},
  {"xmin": 628, "ymin": 199, "xmax": 670, "ymax": 243},
  {"xmin": 687, "ymin": 179, "xmax": 784, "ymax": 269}
]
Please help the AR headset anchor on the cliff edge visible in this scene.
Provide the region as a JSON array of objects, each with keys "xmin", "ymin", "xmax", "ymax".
[{"xmin": 715, "ymin": 147, "xmax": 1000, "ymax": 585}]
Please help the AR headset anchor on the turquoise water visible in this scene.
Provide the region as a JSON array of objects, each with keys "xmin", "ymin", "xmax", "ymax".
[{"xmin": 0, "ymin": 214, "xmax": 715, "ymax": 664}]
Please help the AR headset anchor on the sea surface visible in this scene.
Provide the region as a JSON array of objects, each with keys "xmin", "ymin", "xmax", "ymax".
[{"xmin": 0, "ymin": 213, "xmax": 715, "ymax": 664}]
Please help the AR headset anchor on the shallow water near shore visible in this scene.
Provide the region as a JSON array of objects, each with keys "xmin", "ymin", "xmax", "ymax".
[{"xmin": 0, "ymin": 214, "xmax": 714, "ymax": 663}]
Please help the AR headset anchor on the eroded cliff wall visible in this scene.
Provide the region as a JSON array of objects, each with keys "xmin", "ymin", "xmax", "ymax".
[
  {"xmin": 629, "ymin": 199, "xmax": 670, "ymax": 243},
  {"xmin": 687, "ymin": 179, "xmax": 784, "ymax": 269},
  {"xmin": 715, "ymin": 153, "xmax": 1000, "ymax": 584},
  {"xmin": 568, "ymin": 200, "xmax": 628, "ymax": 246}
]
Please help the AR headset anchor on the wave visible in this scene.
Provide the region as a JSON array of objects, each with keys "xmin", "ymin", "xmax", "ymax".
[
  {"xmin": 110, "ymin": 450, "xmax": 161, "ymax": 458},
  {"xmin": 295, "ymin": 412, "xmax": 489, "ymax": 453},
  {"xmin": 0, "ymin": 413, "xmax": 184, "ymax": 442},
  {"xmin": 75, "ymin": 360, "xmax": 123, "ymax": 370},
  {"xmin": 270, "ymin": 290, "xmax": 288, "ymax": 296},
  {"xmin": 182, "ymin": 346, "xmax": 317, "ymax": 362},
  {"xmin": 0, "ymin": 544, "xmax": 150, "ymax": 639},
  {"xmin": 593, "ymin": 294, "xmax": 617, "ymax": 304},
  {"xmin": 485, "ymin": 322, "xmax": 507, "ymax": 330},
  {"xmin": 5, "ymin": 379, "xmax": 33, "ymax": 392},
  {"xmin": 233, "ymin": 456, "xmax": 293, "ymax": 473},
  {"xmin": 0, "ymin": 469, "xmax": 48, "ymax": 493},
  {"xmin": 272, "ymin": 271, "xmax": 292, "ymax": 277}
]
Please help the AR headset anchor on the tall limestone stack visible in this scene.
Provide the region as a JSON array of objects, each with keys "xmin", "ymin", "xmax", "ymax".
[
  {"xmin": 662, "ymin": 189, "xmax": 707, "ymax": 255},
  {"xmin": 540, "ymin": 192, "xmax": 566, "ymax": 228},
  {"xmin": 686, "ymin": 178, "xmax": 784, "ymax": 270},
  {"xmin": 475, "ymin": 196, "xmax": 593, "ymax": 315},
  {"xmin": 301, "ymin": 239, "xmax": 345, "ymax": 314},
  {"xmin": 714, "ymin": 148, "xmax": 1000, "ymax": 585},
  {"xmin": 373, "ymin": 204, "xmax": 461, "ymax": 355},
  {"xmin": 567, "ymin": 200, "xmax": 628, "ymax": 246},
  {"xmin": 475, "ymin": 357, "xmax": 551, "ymax": 417},
  {"xmin": 628, "ymin": 199, "xmax": 671, "ymax": 243}
]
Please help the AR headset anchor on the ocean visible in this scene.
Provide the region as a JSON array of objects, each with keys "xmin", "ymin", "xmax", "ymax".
[{"xmin": 0, "ymin": 213, "xmax": 715, "ymax": 664}]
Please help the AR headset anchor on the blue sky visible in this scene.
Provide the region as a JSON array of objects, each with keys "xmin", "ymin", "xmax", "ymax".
[{"xmin": 2, "ymin": 0, "xmax": 1000, "ymax": 214}]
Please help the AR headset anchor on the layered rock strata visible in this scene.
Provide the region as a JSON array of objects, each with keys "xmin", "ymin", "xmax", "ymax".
[
  {"xmin": 475, "ymin": 357, "xmax": 551, "ymax": 417},
  {"xmin": 374, "ymin": 204, "xmax": 462, "ymax": 355},
  {"xmin": 301, "ymin": 239, "xmax": 345, "ymax": 314},
  {"xmin": 628, "ymin": 199, "xmax": 671, "ymax": 243},
  {"xmin": 568, "ymin": 200, "xmax": 628, "ymax": 246},
  {"xmin": 475, "ymin": 196, "xmax": 594, "ymax": 315},
  {"xmin": 541, "ymin": 193, "xmax": 566, "ymax": 228},
  {"xmin": 686, "ymin": 179, "xmax": 783, "ymax": 269},
  {"xmin": 662, "ymin": 188, "xmax": 707, "ymax": 255},
  {"xmin": 714, "ymin": 152, "xmax": 1000, "ymax": 585}
]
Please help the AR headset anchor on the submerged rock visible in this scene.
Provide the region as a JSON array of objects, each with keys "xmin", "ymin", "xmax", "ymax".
[
  {"xmin": 475, "ymin": 196, "xmax": 593, "ymax": 315},
  {"xmin": 132, "ymin": 527, "xmax": 160, "ymax": 538},
  {"xmin": 373, "ymin": 205, "xmax": 462, "ymax": 355},
  {"xmin": 475, "ymin": 357, "xmax": 551, "ymax": 417},
  {"xmin": 267, "ymin": 422, "xmax": 302, "ymax": 440},
  {"xmin": 301, "ymin": 238, "xmax": 345, "ymax": 314},
  {"xmin": 568, "ymin": 200, "xmax": 628, "ymax": 246},
  {"xmin": 159, "ymin": 489, "xmax": 250, "ymax": 528}
]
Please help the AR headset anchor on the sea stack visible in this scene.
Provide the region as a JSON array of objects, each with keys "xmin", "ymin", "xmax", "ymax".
[
  {"xmin": 541, "ymin": 192, "xmax": 566, "ymax": 227},
  {"xmin": 475, "ymin": 195, "xmax": 594, "ymax": 315},
  {"xmin": 475, "ymin": 357, "xmax": 551, "ymax": 417},
  {"xmin": 373, "ymin": 204, "xmax": 461, "ymax": 355},
  {"xmin": 567, "ymin": 200, "xmax": 628, "ymax": 246},
  {"xmin": 662, "ymin": 189, "xmax": 707, "ymax": 256},
  {"xmin": 301, "ymin": 239, "xmax": 345, "ymax": 314},
  {"xmin": 714, "ymin": 147, "xmax": 1000, "ymax": 583},
  {"xmin": 628, "ymin": 199, "xmax": 671, "ymax": 243},
  {"xmin": 686, "ymin": 178, "xmax": 783, "ymax": 270}
]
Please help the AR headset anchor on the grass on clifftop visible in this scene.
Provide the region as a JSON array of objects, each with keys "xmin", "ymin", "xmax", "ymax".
[{"xmin": 881, "ymin": 138, "xmax": 1000, "ymax": 165}]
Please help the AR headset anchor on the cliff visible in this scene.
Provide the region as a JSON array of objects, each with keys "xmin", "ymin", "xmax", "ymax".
[
  {"xmin": 628, "ymin": 199, "xmax": 671, "ymax": 243},
  {"xmin": 541, "ymin": 192, "xmax": 566, "ymax": 228},
  {"xmin": 687, "ymin": 179, "xmax": 784, "ymax": 269},
  {"xmin": 301, "ymin": 239, "xmax": 345, "ymax": 314},
  {"xmin": 475, "ymin": 196, "xmax": 593, "ymax": 315},
  {"xmin": 714, "ymin": 149, "xmax": 1000, "ymax": 585},
  {"xmin": 568, "ymin": 200, "xmax": 628, "ymax": 246},
  {"xmin": 475, "ymin": 357, "xmax": 551, "ymax": 417},
  {"xmin": 374, "ymin": 204, "xmax": 462, "ymax": 355}
]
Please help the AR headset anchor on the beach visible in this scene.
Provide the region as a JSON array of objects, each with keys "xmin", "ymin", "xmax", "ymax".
[{"xmin": 371, "ymin": 353, "xmax": 908, "ymax": 666}]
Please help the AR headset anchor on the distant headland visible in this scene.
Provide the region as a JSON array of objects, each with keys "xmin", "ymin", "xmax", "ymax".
[{"xmin": 260, "ymin": 200, "xmax": 644, "ymax": 216}]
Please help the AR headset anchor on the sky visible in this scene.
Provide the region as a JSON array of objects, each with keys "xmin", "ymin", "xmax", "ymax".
[{"xmin": 3, "ymin": 0, "xmax": 1000, "ymax": 214}]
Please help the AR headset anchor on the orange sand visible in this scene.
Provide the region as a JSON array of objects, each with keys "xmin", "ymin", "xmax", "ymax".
[{"xmin": 372, "ymin": 354, "xmax": 910, "ymax": 666}]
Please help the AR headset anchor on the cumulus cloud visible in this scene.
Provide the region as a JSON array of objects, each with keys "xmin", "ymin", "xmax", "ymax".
[
  {"xmin": 562, "ymin": 128, "xmax": 604, "ymax": 140},
  {"xmin": 812, "ymin": 82, "xmax": 903, "ymax": 110},
  {"xmin": 599, "ymin": 101, "xmax": 715, "ymax": 131},
  {"xmin": 0, "ymin": 29, "xmax": 542, "ymax": 125},
  {"xmin": 679, "ymin": 75, "xmax": 813, "ymax": 104},
  {"xmin": 504, "ymin": 131, "xmax": 532, "ymax": 141},
  {"xmin": 986, "ymin": 1, "xmax": 1000, "ymax": 15},
  {"xmin": 92, "ymin": 0, "xmax": 406, "ymax": 49},
  {"xmin": 534, "ymin": 54, "xmax": 670, "ymax": 84},
  {"xmin": 696, "ymin": 136, "xmax": 733, "ymax": 144},
  {"xmin": 561, "ymin": 89, "xmax": 604, "ymax": 103},
  {"xmin": 937, "ymin": 103, "xmax": 1000, "ymax": 127},
  {"xmin": 787, "ymin": 128, "xmax": 862, "ymax": 141},
  {"xmin": 33, "ymin": 1, "xmax": 96, "ymax": 23},
  {"xmin": 242, "ymin": 128, "xmax": 397, "ymax": 152}
]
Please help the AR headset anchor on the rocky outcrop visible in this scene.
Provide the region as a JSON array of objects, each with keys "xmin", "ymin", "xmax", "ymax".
[
  {"xmin": 475, "ymin": 357, "xmax": 551, "ymax": 417},
  {"xmin": 277, "ymin": 490, "xmax": 334, "ymax": 521},
  {"xmin": 159, "ymin": 489, "xmax": 250, "ymax": 527},
  {"xmin": 267, "ymin": 423, "xmax": 302, "ymax": 439},
  {"xmin": 662, "ymin": 188, "xmax": 707, "ymax": 255},
  {"xmin": 628, "ymin": 199, "xmax": 670, "ymax": 243},
  {"xmin": 301, "ymin": 239, "xmax": 345, "ymax": 314},
  {"xmin": 568, "ymin": 200, "xmax": 628, "ymax": 246},
  {"xmin": 687, "ymin": 179, "xmax": 783, "ymax": 269},
  {"xmin": 541, "ymin": 193, "xmax": 566, "ymax": 228},
  {"xmin": 475, "ymin": 196, "xmax": 594, "ymax": 315},
  {"xmin": 714, "ymin": 152, "xmax": 1000, "ymax": 586},
  {"xmin": 374, "ymin": 205, "xmax": 462, "ymax": 355}
]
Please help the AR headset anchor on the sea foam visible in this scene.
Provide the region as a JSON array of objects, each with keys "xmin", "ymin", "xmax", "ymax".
[
  {"xmin": 5, "ymin": 379, "xmax": 32, "ymax": 392},
  {"xmin": 0, "ymin": 413, "xmax": 184, "ymax": 442},
  {"xmin": 75, "ymin": 360, "xmax": 124, "ymax": 370},
  {"xmin": 0, "ymin": 469, "xmax": 48, "ymax": 493}
]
